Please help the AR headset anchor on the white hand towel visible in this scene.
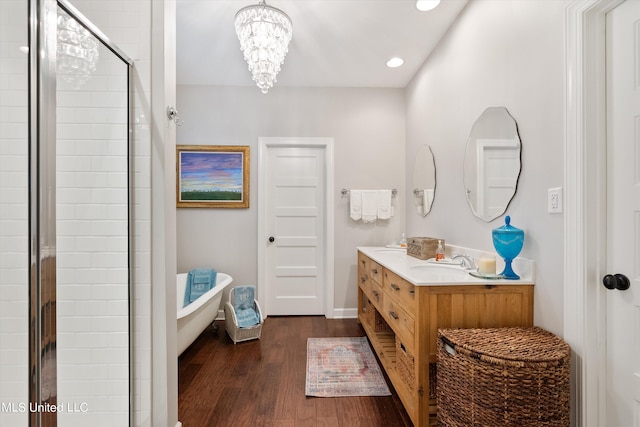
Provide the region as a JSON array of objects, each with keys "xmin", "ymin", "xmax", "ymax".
[
  {"xmin": 377, "ymin": 189, "xmax": 392, "ymax": 220},
  {"xmin": 423, "ymin": 189, "xmax": 434, "ymax": 214},
  {"xmin": 361, "ymin": 190, "xmax": 378, "ymax": 223},
  {"xmin": 349, "ymin": 190, "xmax": 362, "ymax": 221}
]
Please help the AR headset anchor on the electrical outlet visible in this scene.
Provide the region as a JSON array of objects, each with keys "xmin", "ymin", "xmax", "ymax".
[{"xmin": 548, "ymin": 187, "xmax": 563, "ymax": 214}]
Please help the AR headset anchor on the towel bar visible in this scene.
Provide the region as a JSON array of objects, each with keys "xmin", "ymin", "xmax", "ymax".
[{"xmin": 341, "ymin": 188, "xmax": 397, "ymax": 197}]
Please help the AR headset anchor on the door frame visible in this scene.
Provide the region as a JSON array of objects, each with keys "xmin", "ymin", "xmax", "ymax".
[
  {"xmin": 257, "ymin": 137, "xmax": 335, "ymax": 317},
  {"xmin": 564, "ymin": 0, "xmax": 624, "ymax": 425}
]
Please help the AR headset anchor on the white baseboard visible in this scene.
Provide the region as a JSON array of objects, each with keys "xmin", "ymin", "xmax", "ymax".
[
  {"xmin": 328, "ymin": 307, "xmax": 358, "ymax": 319},
  {"xmin": 219, "ymin": 308, "xmax": 357, "ymax": 320},
  {"xmin": 176, "ymin": 422, "xmax": 183, "ymax": 427}
]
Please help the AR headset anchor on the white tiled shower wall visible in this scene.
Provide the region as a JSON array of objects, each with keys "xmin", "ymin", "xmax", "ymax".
[
  {"xmin": 55, "ymin": 43, "xmax": 130, "ymax": 427},
  {"xmin": 57, "ymin": 1, "xmax": 154, "ymax": 425},
  {"xmin": 0, "ymin": 0, "xmax": 153, "ymax": 426},
  {"xmin": 0, "ymin": 0, "xmax": 29, "ymax": 425}
]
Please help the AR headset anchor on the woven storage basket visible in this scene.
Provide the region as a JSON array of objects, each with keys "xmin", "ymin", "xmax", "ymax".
[
  {"xmin": 373, "ymin": 308, "xmax": 392, "ymax": 332},
  {"xmin": 437, "ymin": 327, "xmax": 570, "ymax": 427},
  {"xmin": 363, "ymin": 297, "xmax": 375, "ymax": 326},
  {"xmin": 224, "ymin": 302, "xmax": 263, "ymax": 344},
  {"xmin": 223, "ymin": 287, "xmax": 263, "ymax": 344},
  {"xmin": 407, "ymin": 237, "xmax": 443, "ymax": 260},
  {"xmin": 395, "ymin": 337, "xmax": 416, "ymax": 392}
]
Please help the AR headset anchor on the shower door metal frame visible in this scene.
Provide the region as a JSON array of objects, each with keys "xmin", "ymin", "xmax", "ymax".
[{"xmin": 28, "ymin": 1, "xmax": 134, "ymax": 426}]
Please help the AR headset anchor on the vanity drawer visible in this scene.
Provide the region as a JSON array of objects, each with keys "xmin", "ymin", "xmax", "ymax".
[
  {"xmin": 369, "ymin": 260, "xmax": 383, "ymax": 286},
  {"xmin": 384, "ymin": 270, "xmax": 416, "ymax": 316},
  {"xmin": 359, "ymin": 264, "xmax": 384, "ymax": 312},
  {"xmin": 383, "ymin": 297, "xmax": 415, "ymax": 348},
  {"xmin": 357, "ymin": 252, "xmax": 383, "ymax": 287},
  {"xmin": 358, "ymin": 265, "xmax": 370, "ymax": 296},
  {"xmin": 358, "ymin": 251, "xmax": 369, "ymax": 270},
  {"xmin": 369, "ymin": 280, "xmax": 384, "ymax": 310}
]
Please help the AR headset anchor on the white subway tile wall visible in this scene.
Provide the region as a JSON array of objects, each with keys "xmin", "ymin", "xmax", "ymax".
[
  {"xmin": 55, "ymin": 31, "xmax": 129, "ymax": 427},
  {"xmin": 0, "ymin": 0, "xmax": 28, "ymax": 425},
  {"xmin": 68, "ymin": 1, "xmax": 153, "ymax": 425}
]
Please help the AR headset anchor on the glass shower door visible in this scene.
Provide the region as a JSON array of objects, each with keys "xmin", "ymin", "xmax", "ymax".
[
  {"xmin": 55, "ymin": 5, "xmax": 130, "ymax": 426},
  {"xmin": 1, "ymin": 2, "xmax": 132, "ymax": 426}
]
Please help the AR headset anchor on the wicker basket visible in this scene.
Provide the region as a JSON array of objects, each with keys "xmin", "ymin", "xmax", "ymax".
[
  {"xmin": 407, "ymin": 237, "xmax": 443, "ymax": 260},
  {"xmin": 373, "ymin": 308, "xmax": 392, "ymax": 332},
  {"xmin": 395, "ymin": 337, "xmax": 416, "ymax": 392},
  {"xmin": 224, "ymin": 288, "xmax": 263, "ymax": 344},
  {"xmin": 437, "ymin": 327, "xmax": 570, "ymax": 427}
]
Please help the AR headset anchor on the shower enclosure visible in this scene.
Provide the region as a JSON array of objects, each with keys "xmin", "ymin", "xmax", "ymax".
[{"xmin": 1, "ymin": 0, "xmax": 134, "ymax": 425}]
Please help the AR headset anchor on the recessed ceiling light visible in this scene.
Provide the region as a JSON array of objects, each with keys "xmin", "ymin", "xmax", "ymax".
[
  {"xmin": 386, "ymin": 57, "xmax": 404, "ymax": 68},
  {"xmin": 416, "ymin": 0, "xmax": 441, "ymax": 12}
]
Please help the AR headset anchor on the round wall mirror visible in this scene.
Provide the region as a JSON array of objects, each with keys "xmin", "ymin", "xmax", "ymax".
[
  {"xmin": 412, "ymin": 144, "xmax": 436, "ymax": 216},
  {"xmin": 463, "ymin": 107, "xmax": 521, "ymax": 222}
]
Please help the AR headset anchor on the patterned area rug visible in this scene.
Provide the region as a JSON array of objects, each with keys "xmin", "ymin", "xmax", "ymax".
[{"xmin": 305, "ymin": 337, "xmax": 391, "ymax": 397}]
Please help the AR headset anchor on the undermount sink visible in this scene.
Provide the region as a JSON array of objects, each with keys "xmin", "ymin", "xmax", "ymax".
[{"xmin": 407, "ymin": 264, "xmax": 471, "ymax": 283}]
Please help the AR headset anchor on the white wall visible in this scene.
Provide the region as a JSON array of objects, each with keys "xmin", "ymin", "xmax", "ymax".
[
  {"xmin": 176, "ymin": 86, "xmax": 406, "ymax": 312},
  {"xmin": 405, "ymin": 0, "xmax": 566, "ymax": 334}
]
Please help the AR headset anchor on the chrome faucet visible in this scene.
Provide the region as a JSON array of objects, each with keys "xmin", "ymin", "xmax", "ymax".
[{"xmin": 452, "ymin": 254, "xmax": 476, "ymax": 270}]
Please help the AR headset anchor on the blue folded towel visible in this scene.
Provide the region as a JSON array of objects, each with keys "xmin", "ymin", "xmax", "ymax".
[
  {"xmin": 183, "ymin": 268, "xmax": 217, "ymax": 307},
  {"xmin": 233, "ymin": 286, "xmax": 260, "ymax": 328}
]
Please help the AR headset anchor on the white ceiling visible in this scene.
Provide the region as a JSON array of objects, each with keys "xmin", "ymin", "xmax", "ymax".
[{"xmin": 176, "ymin": 0, "xmax": 469, "ymax": 89}]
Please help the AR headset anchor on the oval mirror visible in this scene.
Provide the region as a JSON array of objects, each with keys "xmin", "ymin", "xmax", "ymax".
[
  {"xmin": 412, "ymin": 145, "xmax": 436, "ymax": 216},
  {"xmin": 463, "ymin": 107, "xmax": 521, "ymax": 222}
]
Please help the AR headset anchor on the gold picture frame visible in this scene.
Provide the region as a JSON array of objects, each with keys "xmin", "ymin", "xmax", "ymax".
[{"xmin": 176, "ymin": 145, "xmax": 250, "ymax": 208}]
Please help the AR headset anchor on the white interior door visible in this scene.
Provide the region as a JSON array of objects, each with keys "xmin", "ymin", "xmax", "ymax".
[
  {"xmin": 606, "ymin": 1, "xmax": 640, "ymax": 425},
  {"xmin": 477, "ymin": 139, "xmax": 520, "ymax": 219},
  {"xmin": 261, "ymin": 140, "xmax": 329, "ymax": 315}
]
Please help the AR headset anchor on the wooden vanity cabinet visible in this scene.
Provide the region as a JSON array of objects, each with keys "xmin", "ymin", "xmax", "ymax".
[{"xmin": 357, "ymin": 250, "xmax": 534, "ymax": 426}]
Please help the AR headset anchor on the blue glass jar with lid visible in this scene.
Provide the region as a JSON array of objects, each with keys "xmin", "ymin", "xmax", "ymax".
[{"xmin": 492, "ymin": 215, "xmax": 524, "ymax": 279}]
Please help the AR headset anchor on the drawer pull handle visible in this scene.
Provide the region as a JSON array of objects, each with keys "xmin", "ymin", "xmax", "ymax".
[
  {"xmin": 372, "ymin": 290, "xmax": 379, "ymax": 297},
  {"xmin": 360, "ymin": 276, "xmax": 366, "ymax": 283},
  {"xmin": 391, "ymin": 284, "xmax": 400, "ymax": 291},
  {"xmin": 409, "ymin": 289, "xmax": 415, "ymax": 295},
  {"xmin": 372, "ymin": 268, "xmax": 378, "ymax": 274},
  {"xmin": 389, "ymin": 311, "xmax": 399, "ymax": 320},
  {"xmin": 361, "ymin": 260, "xmax": 366, "ymax": 266}
]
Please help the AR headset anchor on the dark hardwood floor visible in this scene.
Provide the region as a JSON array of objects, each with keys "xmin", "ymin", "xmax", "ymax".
[{"xmin": 178, "ymin": 316, "xmax": 412, "ymax": 427}]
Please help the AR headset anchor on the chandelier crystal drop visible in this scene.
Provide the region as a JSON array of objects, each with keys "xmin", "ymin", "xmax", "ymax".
[
  {"xmin": 234, "ymin": 0, "xmax": 293, "ymax": 94},
  {"xmin": 57, "ymin": 11, "xmax": 99, "ymax": 89}
]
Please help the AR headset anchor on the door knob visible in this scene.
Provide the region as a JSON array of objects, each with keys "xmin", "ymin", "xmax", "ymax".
[
  {"xmin": 268, "ymin": 236, "xmax": 275, "ymax": 243},
  {"xmin": 602, "ymin": 273, "xmax": 630, "ymax": 291}
]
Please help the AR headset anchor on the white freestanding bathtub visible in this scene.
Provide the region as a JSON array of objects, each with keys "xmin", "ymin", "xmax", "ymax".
[{"xmin": 177, "ymin": 272, "xmax": 233, "ymax": 355}]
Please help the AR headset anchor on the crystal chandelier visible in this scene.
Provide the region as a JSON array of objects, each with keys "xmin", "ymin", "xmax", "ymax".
[
  {"xmin": 57, "ymin": 11, "xmax": 99, "ymax": 89},
  {"xmin": 234, "ymin": 0, "xmax": 293, "ymax": 94}
]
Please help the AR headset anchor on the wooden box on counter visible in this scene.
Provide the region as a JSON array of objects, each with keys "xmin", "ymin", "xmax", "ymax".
[
  {"xmin": 407, "ymin": 237, "xmax": 442, "ymax": 260},
  {"xmin": 357, "ymin": 249, "xmax": 534, "ymax": 427}
]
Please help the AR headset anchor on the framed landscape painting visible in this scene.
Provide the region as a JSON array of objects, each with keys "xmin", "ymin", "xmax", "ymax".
[{"xmin": 176, "ymin": 145, "xmax": 250, "ymax": 208}]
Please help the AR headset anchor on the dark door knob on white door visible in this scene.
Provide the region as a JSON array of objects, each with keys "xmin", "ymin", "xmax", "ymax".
[{"xmin": 602, "ymin": 273, "xmax": 630, "ymax": 291}]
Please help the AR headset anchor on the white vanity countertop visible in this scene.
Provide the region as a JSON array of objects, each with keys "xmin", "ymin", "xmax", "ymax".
[{"xmin": 357, "ymin": 246, "xmax": 535, "ymax": 286}]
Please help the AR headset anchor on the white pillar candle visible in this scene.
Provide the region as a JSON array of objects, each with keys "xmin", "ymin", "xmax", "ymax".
[{"xmin": 478, "ymin": 257, "xmax": 496, "ymax": 275}]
